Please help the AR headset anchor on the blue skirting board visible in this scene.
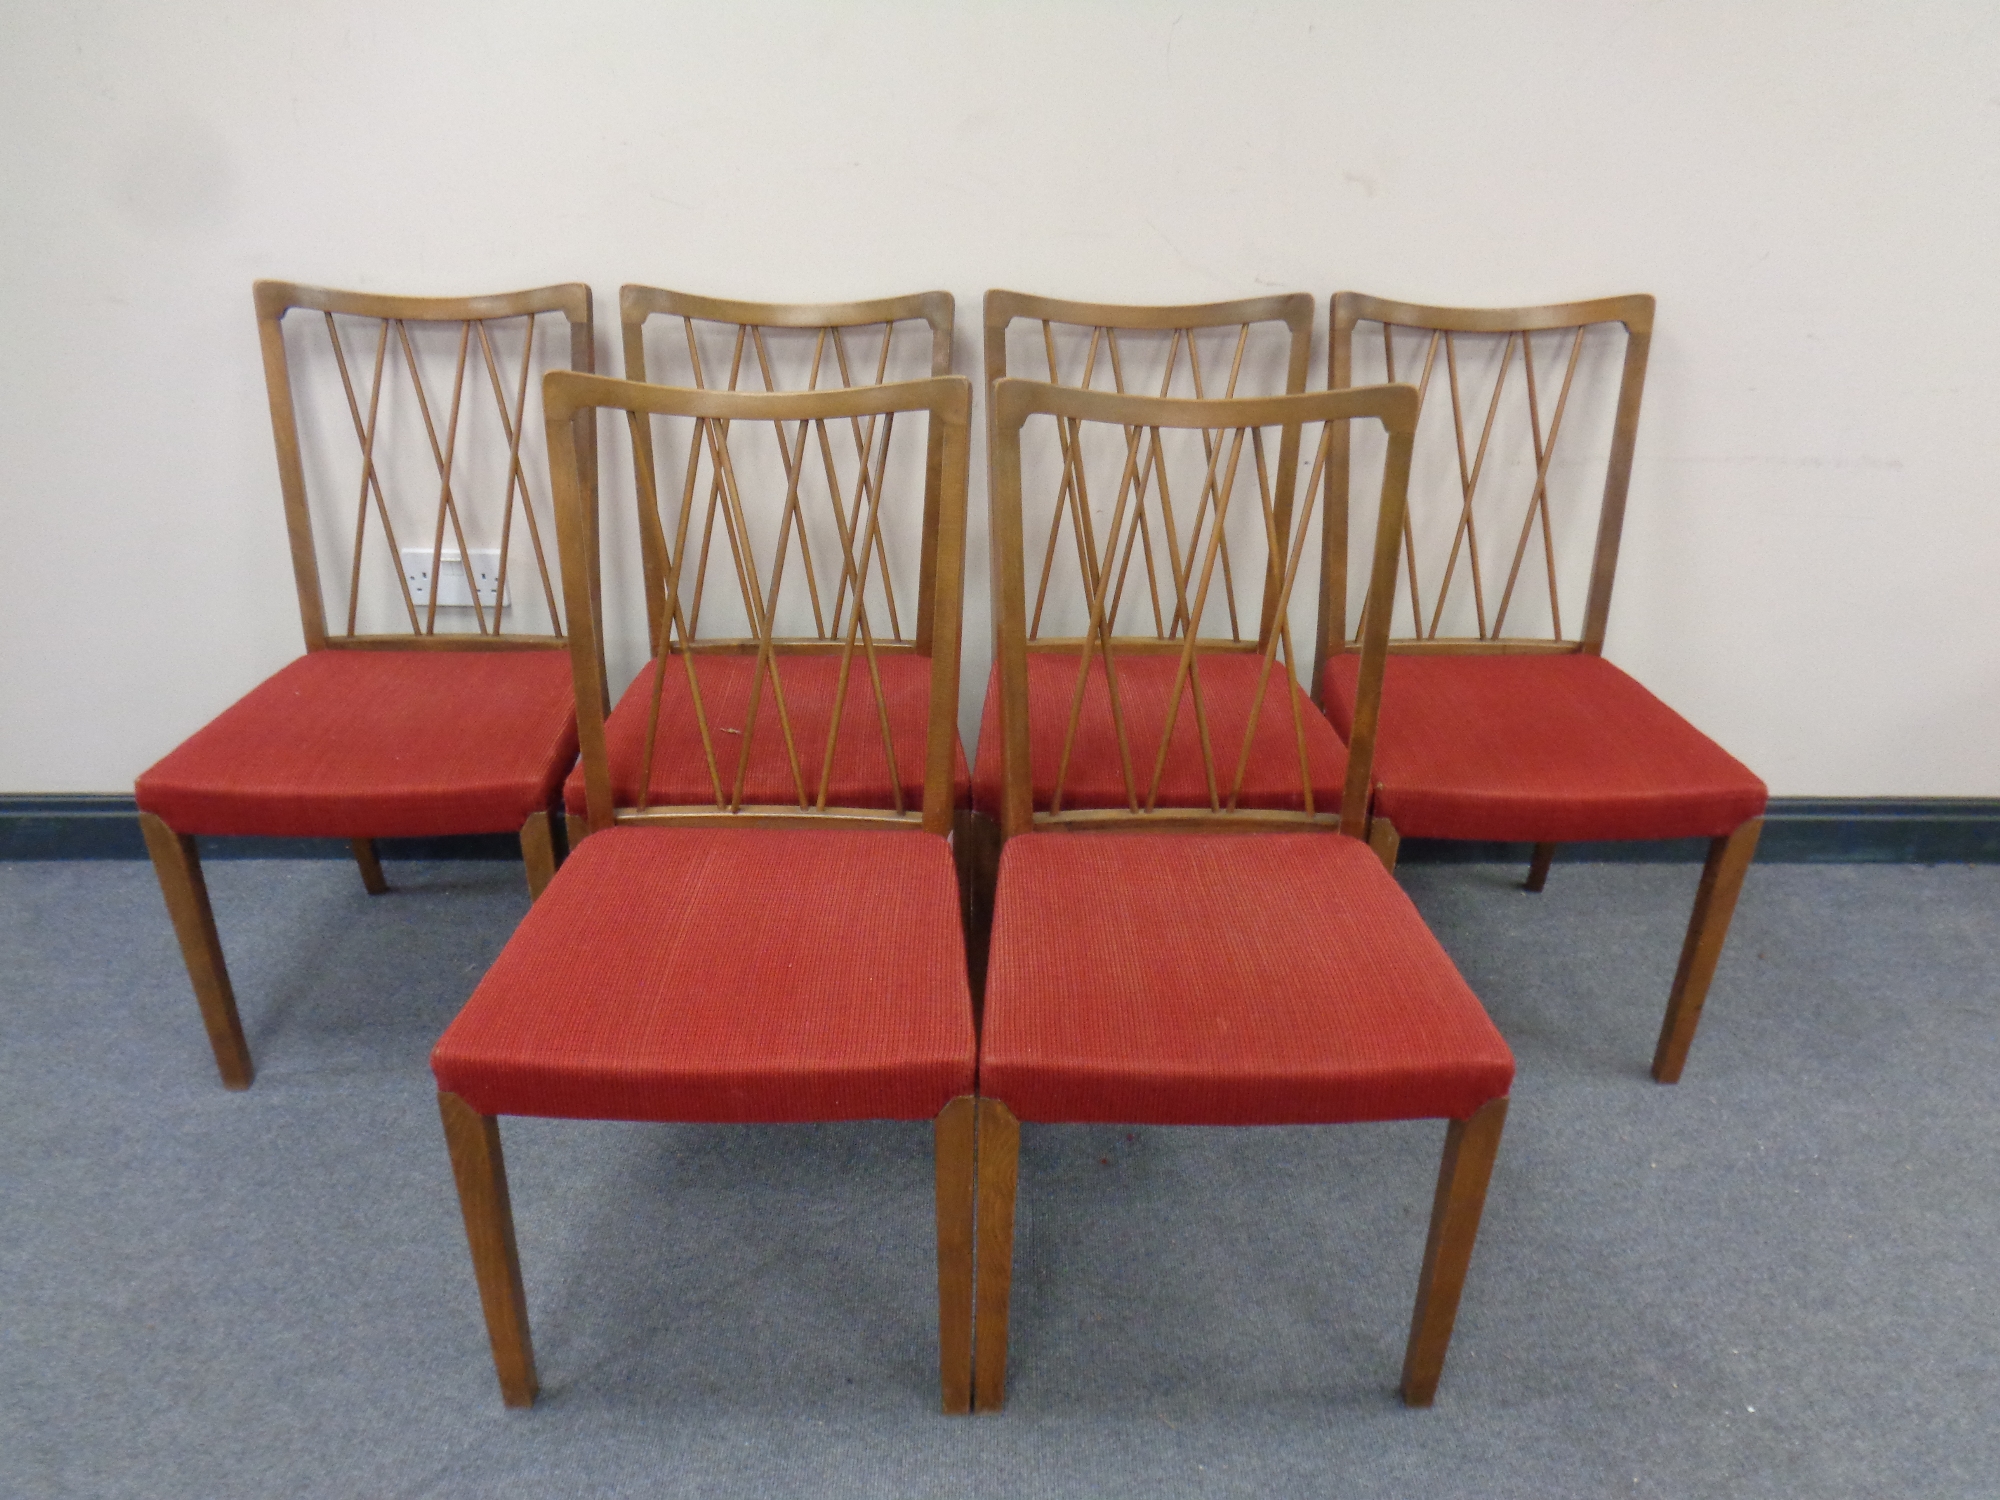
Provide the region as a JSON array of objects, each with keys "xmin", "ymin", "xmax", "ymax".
[{"xmin": 3, "ymin": 794, "xmax": 1998, "ymax": 863}]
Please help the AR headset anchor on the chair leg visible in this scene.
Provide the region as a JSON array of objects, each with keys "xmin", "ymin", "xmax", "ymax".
[
  {"xmin": 1652, "ymin": 817, "xmax": 1763, "ymax": 1084},
  {"xmin": 350, "ymin": 838, "xmax": 389, "ymax": 895},
  {"xmin": 438, "ymin": 1091, "xmax": 538, "ymax": 1408},
  {"xmin": 972, "ymin": 1097, "xmax": 1021, "ymax": 1413},
  {"xmin": 1368, "ymin": 814, "xmax": 1401, "ymax": 875},
  {"xmin": 1524, "ymin": 842, "xmax": 1556, "ymax": 893},
  {"xmin": 954, "ymin": 810, "xmax": 1000, "ymax": 1007},
  {"xmin": 935, "ymin": 1095, "xmax": 977, "ymax": 1415},
  {"xmin": 563, "ymin": 812, "xmax": 589, "ymax": 858},
  {"xmin": 1400, "ymin": 1096, "xmax": 1508, "ymax": 1407},
  {"xmin": 520, "ymin": 811, "xmax": 558, "ymax": 901},
  {"xmin": 138, "ymin": 812, "xmax": 252, "ymax": 1090}
]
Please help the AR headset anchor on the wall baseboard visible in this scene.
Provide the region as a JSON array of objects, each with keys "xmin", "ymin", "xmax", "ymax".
[
  {"xmin": 0, "ymin": 796, "xmax": 522, "ymax": 862},
  {"xmin": 1399, "ymin": 799, "xmax": 2000, "ymax": 866},
  {"xmin": 4, "ymin": 794, "xmax": 1999, "ymax": 864}
]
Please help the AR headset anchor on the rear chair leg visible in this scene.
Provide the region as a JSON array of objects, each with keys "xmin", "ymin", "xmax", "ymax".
[
  {"xmin": 563, "ymin": 812, "xmax": 590, "ymax": 860},
  {"xmin": 1368, "ymin": 814, "xmax": 1401, "ymax": 875},
  {"xmin": 438, "ymin": 1091, "xmax": 537, "ymax": 1407},
  {"xmin": 1401, "ymin": 1096, "xmax": 1508, "ymax": 1406},
  {"xmin": 972, "ymin": 1097, "xmax": 1021, "ymax": 1413},
  {"xmin": 138, "ymin": 812, "xmax": 252, "ymax": 1089},
  {"xmin": 350, "ymin": 838, "xmax": 389, "ymax": 895},
  {"xmin": 520, "ymin": 811, "xmax": 558, "ymax": 901},
  {"xmin": 1524, "ymin": 842, "xmax": 1556, "ymax": 893},
  {"xmin": 935, "ymin": 1096, "xmax": 977, "ymax": 1414},
  {"xmin": 1652, "ymin": 817, "xmax": 1763, "ymax": 1084}
]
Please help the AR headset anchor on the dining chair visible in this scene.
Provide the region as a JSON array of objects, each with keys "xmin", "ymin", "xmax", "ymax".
[
  {"xmin": 1313, "ymin": 294, "xmax": 1766, "ymax": 1082},
  {"xmin": 964, "ymin": 291, "xmax": 1342, "ymax": 967},
  {"xmin": 566, "ymin": 287, "xmax": 972, "ymax": 896},
  {"xmin": 431, "ymin": 370, "xmax": 980, "ymax": 1411},
  {"xmin": 134, "ymin": 281, "xmax": 595, "ymax": 1088},
  {"xmin": 973, "ymin": 376, "xmax": 1516, "ymax": 1410}
]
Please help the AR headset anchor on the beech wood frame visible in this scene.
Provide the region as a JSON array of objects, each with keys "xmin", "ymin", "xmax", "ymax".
[
  {"xmin": 145, "ymin": 283, "xmax": 595, "ymax": 1089},
  {"xmin": 434, "ymin": 370, "xmax": 979, "ymax": 1412},
  {"xmin": 974, "ymin": 377, "xmax": 1511, "ymax": 1409},
  {"xmin": 1317, "ymin": 292, "xmax": 1759, "ymax": 1082}
]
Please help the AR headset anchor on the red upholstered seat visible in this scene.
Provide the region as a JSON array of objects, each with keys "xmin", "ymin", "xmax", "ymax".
[
  {"xmin": 135, "ymin": 650, "xmax": 578, "ymax": 839},
  {"xmin": 980, "ymin": 832, "xmax": 1514, "ymax": 1127},
  {"xmin": 970, "ymin": 652, "xmax": 1349, "ymax": 817},
  {"xmin": 1321, "ymin": 653, "xmax": 1767, "ymax": 844},
  {"xmin": 431, "ymin": 826, "xmax": 976, "ymax": 1124},
  {"xmin": 565, "ymin": 652, "xmax": 968, "ymax": 814}
]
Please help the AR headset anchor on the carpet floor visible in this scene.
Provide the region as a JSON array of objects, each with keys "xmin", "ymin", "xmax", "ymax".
[{"xmin": 2, "ymin": 854, "xmax": 1995, "ymax": 1498}]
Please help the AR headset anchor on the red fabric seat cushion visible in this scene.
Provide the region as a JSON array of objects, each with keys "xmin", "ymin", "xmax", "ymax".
[
  {"xmin": 1321, "ymin": 653, "xmax": 1767, "ymax": 843},
  {"xmin": 971, "ymin": 652, "xmax": 1349, "ymax": 818},
  {"xmin": 980, "ymin": 833, "xmax": 1513, "ymax": 1126},
  {"xmin": 431, "ymin": 826, "xmax": 975, "ymax": 1123},
  {"xmin": 564, "ymin": 652, "xmax": 968, "ymax": 814},
  {"xmin": 135, "ymin": 649, "xmax": 577, "ymax": 838}
]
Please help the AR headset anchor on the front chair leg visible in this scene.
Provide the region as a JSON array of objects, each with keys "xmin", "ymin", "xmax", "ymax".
[
  {"xmin": 1524, "ymin": 842, "xmax": 1556, "ymax": 893},
  {"xmin": 1368, "ymin": 814, "xmax": 1402, "ymax": 875},
  {"xmin": 138, "ymin": 812, "xmax": 252, "ymax": 1089},
  {"xmin": 1652, "ymin": 817, "xmax": 1763, "ymax": 1084},
  {"xmin": 972, "ymin": 1097, "xmax": 1021, "ymax": 1413},
  {"xmin": 1401, "ymin": 1096, "xmax": 1508, "ymax": 1407},
  {"xmin": 350, "ymin": 838, "xmax": 389, "ymax": 895},
  {"xmin": 438, "ymin": 1091, "xmax": 538, "ymax": 1407},
  {"xmin": 934, "ymin": 1096, "xmax": 977, "ymax": 1414},
  {"xmin": 520, "ymin": 811, "xmax": 559, "ymax": 901}
]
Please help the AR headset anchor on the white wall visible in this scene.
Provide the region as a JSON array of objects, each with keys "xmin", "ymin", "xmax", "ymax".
[{"xmin": 3, "ymin": 0, "xmax": 1996, "ymax": 797}]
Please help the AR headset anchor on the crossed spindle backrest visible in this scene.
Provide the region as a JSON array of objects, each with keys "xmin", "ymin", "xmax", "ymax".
[
  {"xmin": 989, "ymin": 379, "xmax": 1418, "ymax": 841},
  {"xmin": 1316, "ymin": 294, "xmax": 1653, "ymax": 684},
  {"xmin": 254, "ymin": 281, "xmax": 596, "ymax": 652},
  {"xmin": 620, "ymin": 286, "xmax": 954, "ymax": 655},
  {"xmin": 984, "ymin": 291, "xmax": 1315, "ymax": 652},
  {"xmin": 546, "ymin": 372, "xmax": 972, "ymax": 838}
]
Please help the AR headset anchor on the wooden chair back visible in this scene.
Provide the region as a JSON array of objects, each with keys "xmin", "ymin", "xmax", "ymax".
[
  {"xmin": 253, "ymin": 281, "xmax": 597, "ymax": 653},
  {"xmin": 1316, "ymin": 293, "xmax": 1654, "ymax": 684},
  {"xmin": 983, "ymin": 292, "xmax": 1315, "ymax": 654},
  {"xmin": 544, "ymin": 372, "xmax": 972, "ymax": 839},
  {"xmin": 988, "ymin": 379, "xmax": 1417, "ymax": 840},
  {"xmin": 620, "ymin": 287, "xmax": 954, "ymax": 654}
]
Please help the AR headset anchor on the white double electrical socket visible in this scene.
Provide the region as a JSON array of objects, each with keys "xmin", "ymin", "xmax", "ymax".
[{"xmin": 400, "ymin": 548, "xmax": 508, "ymax": 609}]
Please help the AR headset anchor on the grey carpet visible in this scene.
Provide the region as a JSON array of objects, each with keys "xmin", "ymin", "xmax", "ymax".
[{"xmin": 3, "ymin": 855, "xmax": 1996, "ymax": 1498}]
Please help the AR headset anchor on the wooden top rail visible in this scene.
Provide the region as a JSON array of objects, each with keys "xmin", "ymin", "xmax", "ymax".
[
  {"xmin": 622, "ymin": 284, "xmax": 952, "ymax": 363},
  {"xmin": 545, "ymin": 371, "xmax": 967, "ymax": 426},
  {"xmin": 255, "ymin": 280, "xmax": 592, "ymax": 326},
  {"xmin": 985, "ymin": 288, "xmax": 1313, "ymax": 337},
  {"xmin": 1333, "ymin": 292, "xmax": 1654, "ymax": 337},
  {"xmin": 990, "ymin": 379, "xmax": 1419, "ymax": 441}
]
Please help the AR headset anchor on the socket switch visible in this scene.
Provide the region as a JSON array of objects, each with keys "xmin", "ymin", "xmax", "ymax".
[{"xmin": 401, "ymin": 548, "xmax": 508, "ymax": 610}]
